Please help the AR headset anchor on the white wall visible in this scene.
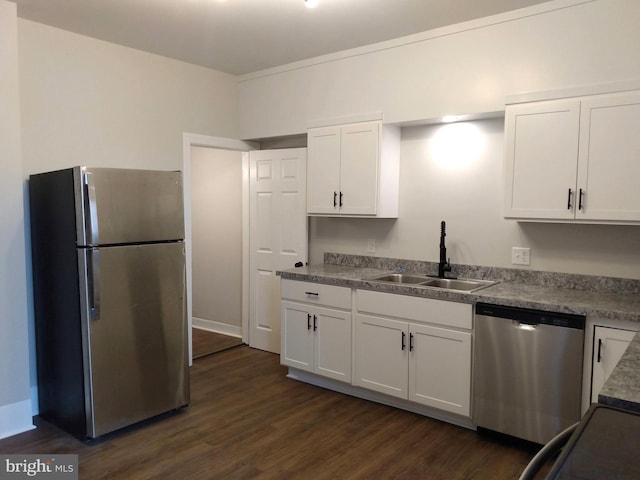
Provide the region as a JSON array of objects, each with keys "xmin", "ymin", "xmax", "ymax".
[
  {"xmin": 237, "ymin": 0, "xmax": 640, "ymax": 280},
  {"xmin": 18, "ymin": 19, "xmax": 238, "ymax": 174},
  {"xmin": 191, "ymin": 147, "xmax": 243, "ymax": 334},
  {"xmin": 0, "ymin": 0, "xmax": 33, "ymax": 439},
  {"xmin": 238, "ymin": 0, "xmax": 640, "ymax": 139},
  {"xmin": 309, "ymin": 119, "xmax": 640, "ymax": 279}
]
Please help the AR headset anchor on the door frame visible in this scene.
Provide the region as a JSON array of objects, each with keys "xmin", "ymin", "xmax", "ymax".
[{"xmin": 182, "ymin": 133, "xmax": 258, "ymax": 364}]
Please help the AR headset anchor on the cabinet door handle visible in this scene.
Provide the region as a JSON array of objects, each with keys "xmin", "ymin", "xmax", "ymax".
[
  {"xmin": 313, "ymin": 314, "xmax": 318, "ymax": 331},
  {"xmin": 333, "ymin": 191, "xmax": 337, "ymax": 207},
  {"xmin": 597, "ymin": 338, "xmax": 603, "ymax": 363},
  {"xmin": 567, "ymin": 188, "xmax": 573, "ymax": 210},
  {"xmin": 307, "ymin": 313, "xmax": 312, "ymax": 330},
  {"xmin": 409, "ymin": 332, "xmax": 414, "ymax": 352},
  {"xmin": 339, "ymin": 191, "xmax": 343, "ymax": 207},
  {"xmin": 578, "ymin": 188, "xmax": 584, "ymax": 210},
  {"xmin": 401, "ymin": 331, "xmax": 406, "ymax": 351},
  {"xmin": 305, "ymin": 291, "xmax": 319, "ymax": 297}
]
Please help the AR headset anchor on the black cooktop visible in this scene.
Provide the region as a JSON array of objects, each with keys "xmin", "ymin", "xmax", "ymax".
[{"xmin": 547, "ymin": 405, "xmax": 640, "ymax": 479}]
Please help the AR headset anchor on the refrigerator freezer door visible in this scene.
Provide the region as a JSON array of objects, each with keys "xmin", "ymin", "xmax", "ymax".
[
  {"xmin": 79, "ymin": 242, "xmax": 189, "ymax": 438},
  {"xmin": 75, "ymin": 167, "xmax": 184, "ymax": 246}
]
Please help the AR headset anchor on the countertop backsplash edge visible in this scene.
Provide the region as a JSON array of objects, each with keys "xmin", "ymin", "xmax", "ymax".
[{"xmin": 323, "ymin": 253, "xmax": 640, "ymax": 295}]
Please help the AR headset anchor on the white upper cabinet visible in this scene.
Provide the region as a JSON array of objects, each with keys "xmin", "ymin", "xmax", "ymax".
[
  {"xmin": 307, "ymin": 126, "xmax": 342, "ymax": 215},
  {"xmin": 504, "ymin": 100, "xmax": 581, "ymax": 220},
  {"xmin": 504, "ymin": 90, "xmax": 640, "ymax": 223},
  {"xmin": 307, "ymin": 121, "xmax": 400, "ymax": 217},
  {"xmin": 576, "ymin": 92, "xmax": 640, "ymax": 222}
]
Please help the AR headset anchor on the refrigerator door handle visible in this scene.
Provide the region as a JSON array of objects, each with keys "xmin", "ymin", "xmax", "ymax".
[
  {"xmin": 88, "ymin": 249, "xmax": 101, "ymax": 321},
  {"xmin": 84, "ymin": 172, "xmax": 99, "ymax": 245}
]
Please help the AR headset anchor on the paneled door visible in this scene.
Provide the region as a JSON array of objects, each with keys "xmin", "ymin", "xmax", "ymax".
[{"xmin": 249, "ymin": 148, "xmax": 307, "ymax": 353}]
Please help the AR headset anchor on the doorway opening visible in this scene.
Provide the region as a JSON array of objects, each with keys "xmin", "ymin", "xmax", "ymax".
[{"xmin": 183, "ymin": 133, "xmax": 257, "ymax": 363}]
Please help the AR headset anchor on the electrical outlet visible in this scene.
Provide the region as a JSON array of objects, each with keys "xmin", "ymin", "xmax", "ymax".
[
  {"xmin": 511, "ymin": 247, "xmax": 531, "ymax": 266},
  {"xmin": 367, "ymin": 239, "xmax": 376, "ymax": 253}
]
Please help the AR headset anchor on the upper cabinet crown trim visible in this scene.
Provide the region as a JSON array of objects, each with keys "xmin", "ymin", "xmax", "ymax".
[
  {"xmin": 308, "ymin": 111, "xmax": 383, "ymax": 129},
  {"xmin": 506, "ymin": 79, "xmax": 640, "ymax": 105}
]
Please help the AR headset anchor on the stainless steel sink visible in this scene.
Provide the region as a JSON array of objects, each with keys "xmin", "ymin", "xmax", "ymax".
[
  {"xmin": 365, "ymin": 273, "xmax": 432, "ymax": 284},
  {"xmin": 365, "ymin": 273, "xmax": 497, "ymax": 293},
  {"xmin": 421, "ymin": 278, "xmax": 495, "ymax": 292}
]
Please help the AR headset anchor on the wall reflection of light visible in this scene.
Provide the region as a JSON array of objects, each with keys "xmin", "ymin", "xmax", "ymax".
[{"xmin": 428, "ymin": 122, "xmax": 485, "ymax": 171}]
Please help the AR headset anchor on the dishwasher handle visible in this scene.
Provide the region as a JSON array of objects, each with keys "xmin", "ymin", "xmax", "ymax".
[{"xmin": 476, "ymin": 303, "xmax": 585, "ymax": 330}]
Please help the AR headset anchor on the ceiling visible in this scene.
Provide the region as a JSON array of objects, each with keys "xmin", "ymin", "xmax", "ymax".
[{"xmin": 10, "ymin": 0, "xmax": 552, "ymax": 75}]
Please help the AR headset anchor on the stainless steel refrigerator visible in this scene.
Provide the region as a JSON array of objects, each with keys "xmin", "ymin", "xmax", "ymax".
[{"xmin": 29, "ymin": 166, "xmax": 189, "ymax": 440}]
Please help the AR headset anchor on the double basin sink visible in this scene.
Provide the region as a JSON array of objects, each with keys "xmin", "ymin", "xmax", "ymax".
[{"xmin": 365, "ymin": 273, "xmax": 497, "ymax": 293}]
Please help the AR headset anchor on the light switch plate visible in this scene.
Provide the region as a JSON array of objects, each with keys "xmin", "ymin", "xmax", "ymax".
[{"xmin": 512, "ymin": 247, "xmax": 531, "ymax": 266}]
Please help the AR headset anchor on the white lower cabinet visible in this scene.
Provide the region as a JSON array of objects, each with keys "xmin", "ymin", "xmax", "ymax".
[
  {"xmin": 591, "ymin": 326, "xmax": 637, "ymax": 402},
  {"xmin": 408, "ymin": 322, "xmax": 471, "ymax": 414},
  {"xmin": 280, "ymin": 281, "xmax": 473, "ymax": 419},
  {"xmin": 280, "ymin": 280, "xmax": 352, "ymax": 383},
  {"xmin": 354, "ymin": 315, "xmax": 408, "ymax": 398},
  {"xmin": 354, "ymin": 290, "xmax": 472, "ymax": 417}
]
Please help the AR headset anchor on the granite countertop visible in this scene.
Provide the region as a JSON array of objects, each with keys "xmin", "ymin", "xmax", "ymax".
[
  {"xmin": 599, "ymin": 333, "xmax": 640, "ymax": 413},
  {"xmin": 279, "ymin": 254, "xmax": 640, "ymax": 413},
  {"xmin": 279, "ymin": 263, "xmax": 640, "ymax": 323}
]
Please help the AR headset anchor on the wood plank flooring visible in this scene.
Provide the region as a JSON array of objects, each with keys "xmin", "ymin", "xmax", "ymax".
[
  {"xmin": 192, "ymin": 328, "xmax": 243, "ymax": 359},
  {"xmin": 0, "ymin": 346, "xmax": 546, "ymax": 479}
]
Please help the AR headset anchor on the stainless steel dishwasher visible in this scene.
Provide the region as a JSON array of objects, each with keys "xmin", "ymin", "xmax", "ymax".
[{"xmin": 473, "ymin": 303, "xmax": 585, "ymax": 445}]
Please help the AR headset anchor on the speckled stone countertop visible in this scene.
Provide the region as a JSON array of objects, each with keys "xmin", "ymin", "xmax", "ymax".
[
  {"xmin": 279, "ymin": 253, "xmax": 640, "ymax": 412},
  {"xmin": 278, "ymin": 254, "xmax": 640, "ymax": 322},
  {"xmin": 599, "ymin": 334, "xmax": 640, "ymax": 413}
]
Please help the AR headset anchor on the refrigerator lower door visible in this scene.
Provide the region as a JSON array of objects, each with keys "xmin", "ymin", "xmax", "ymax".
[{"xmin": 79, "ymin": 242, "xmax": 189, "ymax": 438}]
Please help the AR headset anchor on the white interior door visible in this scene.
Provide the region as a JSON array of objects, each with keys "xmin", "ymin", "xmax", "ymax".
[{"xmin": 249, "ymin": 148, "xmax": 307, "ymax": 353}]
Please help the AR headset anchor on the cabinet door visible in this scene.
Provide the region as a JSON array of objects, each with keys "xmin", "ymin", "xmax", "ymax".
[
  {"xmin": 354, "ymin": 314, "xmax": 408, "ymax": 399},
  {"xmin": 281, "ymin": 302, "xmax": 314, "ymax": 372},
  {"xmin": 307, "ymin": 126, "xmax": 341, "ymax": 214},
  {"xmin": 339, "ymin": 122, "xmax": 380, "ymax": 215},
  {"xmin": 577, "ymin": 91, "xmax": 640, "ymax": 222},
  {"xmin": 591, "ymin": 326, "xmax": 637, "ymax": 402},
  {"xmin": 504, "ymin": 100, "xmax": 580, "ymax": 219},
  {"xmin": 314, "ymin": 307, "xmax": 352, "ymax": 383},
  {"xmin": 408, "ymin": 323, "xmax": 471, "ymax": 416}
]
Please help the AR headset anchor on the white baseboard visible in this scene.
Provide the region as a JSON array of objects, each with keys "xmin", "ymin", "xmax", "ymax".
[
  {"xmin": 0, "ymin": 399, "xmax": 36, "ymax": 440},
  {"xmin": 192, "ymin": 317, "xmax": 242, "ymax": 338}
]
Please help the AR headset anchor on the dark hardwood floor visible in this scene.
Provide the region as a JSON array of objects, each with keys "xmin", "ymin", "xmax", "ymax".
[
  {"xmin": 192, "ymin": 328, "xmax": 243, "ymax": 359},
  {"xmin": 0, "ymin": 347, "xmax": 546, "ymax": 479}
]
